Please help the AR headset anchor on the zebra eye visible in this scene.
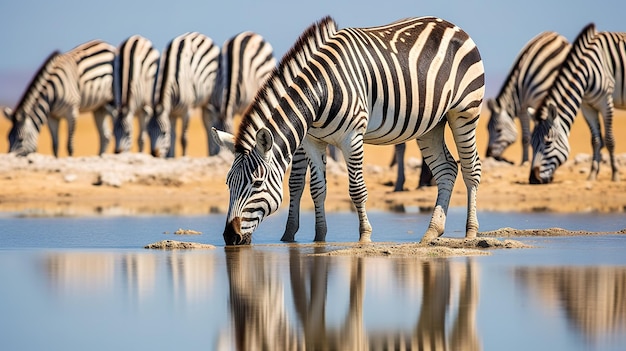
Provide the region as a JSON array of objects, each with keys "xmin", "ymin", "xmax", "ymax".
[{"xmin": 252, "ymin": 178, "xmax": 264, "ymax": 187}]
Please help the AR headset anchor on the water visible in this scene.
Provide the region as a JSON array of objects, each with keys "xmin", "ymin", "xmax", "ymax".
[{"xmin": 1, "ymin": 209, "xmax": 625, "ymax": 350}]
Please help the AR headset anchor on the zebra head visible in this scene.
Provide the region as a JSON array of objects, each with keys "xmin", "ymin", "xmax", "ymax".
[
  {"xmin": 5, "ymin": 107, "xmax": 39, "ymax": 156},
  {"xmin": 529, "ymin": 103, "xmax": 569, "ymax": 184},
  {"xmin": 485, "ymin": 99, "xmax": 517, "ymax": 161},
  {"xmin": 213, "ymin": 127, "xmax": 284, "ymax": 245},
  {"xmin": 147, "ymin": 104, "xmax": 171, "ymax": 157}
]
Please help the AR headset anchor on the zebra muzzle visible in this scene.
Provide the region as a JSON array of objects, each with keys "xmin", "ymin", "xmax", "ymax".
[{"xmin": 223, "ymin": 217, "xmax": 251, "ymax": 245}]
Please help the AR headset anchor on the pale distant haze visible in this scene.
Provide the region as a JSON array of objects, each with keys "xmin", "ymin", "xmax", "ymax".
[{"xmin": 0, "ymin": 0, "xmax": 624, "ymax": 105}]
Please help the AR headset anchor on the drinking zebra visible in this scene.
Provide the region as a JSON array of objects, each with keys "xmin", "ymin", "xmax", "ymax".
[
  {"xmin": 6, "ymin": 40, "xmax": 116, "ymax": 156},
  {"xmin": 486, "ymin": 31, "xmax": 570, "ymax": 164},
  {"xmin": 213, "ymin": 31, "xmax": 276, "ymax": 155},
  {"xmin": 530, "ymin": 24, "xmax": 625, "ymax": 184},
  {"xmin": 213, "ymin": 16, "xmax": 485, "ymax": 245},
  {"xmin": 113, "ymin": 35, "xmax": 160, "ymax": 153},
  {"xmin": 148, "ymin": 32, "xmax": 220, "ymax": 158}
]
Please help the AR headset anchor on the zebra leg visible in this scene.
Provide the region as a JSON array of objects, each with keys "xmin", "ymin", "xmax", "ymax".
[
  {"xmin": 180, "ymin": 112, "xmax": 190, "ymax": 157},
  {"xmin": 48, "ymin": 118, "xmax": 61, "ymax": 157},
  {"xmin": 393, "ymin": 143, "xmax": 406, "ymax": 192},
  {"xmin": 598, "ymin": 97, "xmax": 619, "ymax": 182},
  {"xmin": 306, "ymin": 138, "xmax": 329, "ymax": 242},
  {"xmin": 202, "ymin": 105, "xmax": 220, "ymax": 156},
  {"xmin": 418, "ymin": 156, "xmax": 435, "ymax": 188},
  {"xmin": 417, "ymin": 120, "xmax": 457, "ymax": 241},
  {"xmin": 519, "ymin": 110, "xmax": 532, "ymax": 165},
  {"xmin": 167, "ymin": 116, "xmax": 177, "ymax": 158},
  {"xmin": 282, "ymin": 147, "xmax": 308, "ymax": 242},
  {"xmin": 342, "ymin": 134, "xmax": 372, "ymax": 242},
  {"xmin": 66, "ymin": 110, "xmax": 79, "ymax": 157},
  {"xmin": 93, "ymin": 107, "xmax": 112, "ymax": 155},
  {"xmin": 581, "ymin": 104, "xmax": 603, "ymax": 181},
  {"xmin": 449, "ymin": 112, "xmax": 481, "ymax": 239}
]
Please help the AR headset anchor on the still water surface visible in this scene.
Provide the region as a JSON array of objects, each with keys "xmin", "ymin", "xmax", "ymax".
[{"xmin": 1, "ymin": 209, "xmax": 625, "ymax": 350}]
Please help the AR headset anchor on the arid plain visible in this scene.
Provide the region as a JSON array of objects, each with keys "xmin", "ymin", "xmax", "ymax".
[{"xmin": 1, "ymin": 108, "xmax": 626, "ymax": 219}]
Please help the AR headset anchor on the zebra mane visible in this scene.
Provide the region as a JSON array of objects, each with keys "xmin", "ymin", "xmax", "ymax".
[
  {"xmin": 13, "ymin": 50, "xmax": 61, "ymax": 120},
  {"xmin": 235, "ymin": 16, "xmax": 338, "ymax": 152},
  {"xmin": 535, "ymin": 23, "xmax": 597, "ymax": 122}
]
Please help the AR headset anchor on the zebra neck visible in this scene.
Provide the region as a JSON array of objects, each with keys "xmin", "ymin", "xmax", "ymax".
[
  {"xmin": 495, "ymin": 89, "xmax": 520, "ymax": 119},
  {"xmin": 25, "ymin": 90, "xmax": 52, "ymax": 133}
]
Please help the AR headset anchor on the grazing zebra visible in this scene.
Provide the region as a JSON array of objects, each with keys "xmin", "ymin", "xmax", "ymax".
[
  {"xmin": 6, "ymin": 40, "xmax": 116, "ymax": 156},
  {"xmin": 113, "ymin": 35, "xmax": 160, "ymax": 153},
  {"xmin": 214, "ymin": 16, "xmax": 485, "ymax": 245},
  {"xmin": 148, "ymin": 32, "xmax": 220, "ymax": 157},
  {"xmin": 486, "ymin": 31, "xmax": 570, "ymax": 164},
  {"xmin": 530, "ymin": 24, "xmax": 626, "ymax": 184},
  {"xmin": 213, "ymin": 31, "xmax": 276, "ymax": 155}
]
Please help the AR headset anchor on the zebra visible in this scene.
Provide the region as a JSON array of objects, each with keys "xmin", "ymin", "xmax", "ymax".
[
  {"xmin": 213, "ymin": 16, "xmax": 485, "ymax": 245},
  {"xmin": 486, "ymin": 31, "xmax": 570, "ymax": 164},
  {"xmin": 148, "ymin": 32, "xmax": 220, "ymax": 158},
  {"xmin": 113, "ymin": 35, "xmax": 160, "ymax": 154},
  {"xmin": 213, "ymin": 31, "xmax": 276, "ymax": 155},
  {"xmin": 529, "ymin": 24, "xmax": 625, "ymax": 184},
  {"xmin": 6, "ymin": 40, "xmax": 116, "ymax": 156}
]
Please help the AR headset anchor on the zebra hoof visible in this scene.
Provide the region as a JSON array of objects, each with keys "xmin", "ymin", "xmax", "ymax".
[
  {"xmin": 358, "ymin": 231, "xmax": 372, "ymax": 243},
  {"xmin": 465, "ymin": 228, "xmax": 478, "ymax": 239},
  {"xmin": 421, "ymin": 227, "xmax": 443, "ymax": 243},
  {"xmin": 280, "ymin": 234, "xmax": 296, "ymax": 242}
]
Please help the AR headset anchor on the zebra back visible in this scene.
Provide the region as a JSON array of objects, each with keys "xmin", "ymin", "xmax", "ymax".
[
  {"xmin": 61, "ymin": 39, "xmax": 116, "ymax": 111},
  {"xmin": 216, "ymin": 32, "xmax": 276, "ymax": 134}
]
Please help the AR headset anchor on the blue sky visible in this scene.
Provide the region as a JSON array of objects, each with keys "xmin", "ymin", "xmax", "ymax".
[{"xmin": 0, "ymin": 0, "xmax": 623, "ymax": 105}]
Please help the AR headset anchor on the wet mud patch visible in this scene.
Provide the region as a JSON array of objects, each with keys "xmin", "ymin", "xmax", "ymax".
[
  {"xmin": 479, "ymin": 227, "xmax": 626, "ymax": 237},
  {"xmin": 307, "ymin": 236, "xmax": 529, "ymax": 257}
]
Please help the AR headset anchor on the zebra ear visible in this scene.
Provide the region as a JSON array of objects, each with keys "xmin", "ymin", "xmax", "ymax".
[
  {"xmin": 255, "ymin": 127, "xmax": 274, "ymax": 160},
  {"xmin": 546, "ymin": 104, "xmax": 557, "ymax": 122},
  {"xmin": 3, "ymin": 107, "xmax": 12, "ymax": 120},
  {"xmin": 486, "ymin": 99, "xmax": 499, "ymax": 113},
  {"xmin": 211, "ymin": 127, "xmax": 236, "ymax": 153}
]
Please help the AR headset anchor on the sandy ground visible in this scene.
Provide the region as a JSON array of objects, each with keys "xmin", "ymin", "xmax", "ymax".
[{"xmin": 1, "ymin": 108, "xmax": 626, "ymax": 217}]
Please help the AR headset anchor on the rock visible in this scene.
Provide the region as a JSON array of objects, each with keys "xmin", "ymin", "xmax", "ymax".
[
  {"xmin": 174, "ymin": 228, "xmax": 202, "ymax": 235},
  {"xmin": 144, "ymin": 240, "xmax": 215, "ymax": 249}
]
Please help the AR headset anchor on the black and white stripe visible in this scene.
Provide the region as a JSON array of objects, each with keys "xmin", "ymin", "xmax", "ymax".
[
  {"xmin": 530, "ymin": 24, "xmax": 626, "ymax": 184},
  {"xmin": 214, "ymin": 16, "xmax": 485, "ymax": 245},
  {"xmin": 148, "ymin": 32, "xmax": 220, "ymax": 157},
  {"xmin": 212, "ymin": 31, "xmax": 276, "ymax": 155},
  {"xmin": 113, "ymin": 35, "xmax": 160, "ymax": 153},
  {"xmin": 6, "ymin": 40, "xmax": 116, "ymax": 156},
  {"xmin": 486, "ymin": 31, "xmax": 570, "ymax": 164}
]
